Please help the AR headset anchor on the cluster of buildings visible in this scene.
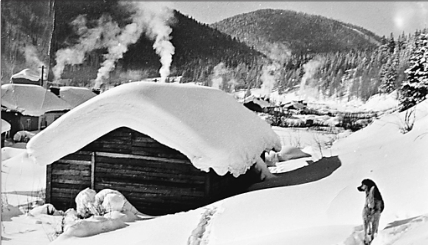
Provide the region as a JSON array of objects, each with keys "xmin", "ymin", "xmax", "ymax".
[{"xmin": 1, "ymin": 69, "xmax": 97, "ymax": 146}]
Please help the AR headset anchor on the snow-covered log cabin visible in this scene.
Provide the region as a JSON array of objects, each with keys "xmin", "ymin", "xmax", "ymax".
[
  {"xmin": 1, "ymin": 84, "xmax": 72, "ymax": 136},
  {"xmin": 27, "ymin": 82, "xmax": 281, "ymax": 215}
]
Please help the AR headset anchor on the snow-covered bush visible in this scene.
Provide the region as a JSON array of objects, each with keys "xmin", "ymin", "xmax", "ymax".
[
  {"xmin": 13, "ymin": 130, "xmax": 35, "ymax": 142},
  {"xmin": 398, "ymin": 107, "xmax": 416, "ymax": 134},
  {"xmin": 75, "ymin": 188, "xmax": 99, "ymax": 218}
]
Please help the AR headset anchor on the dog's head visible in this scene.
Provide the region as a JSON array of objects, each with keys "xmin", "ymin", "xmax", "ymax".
[{"xmin": 357, "ymin": 179, "xmax": 377, "ymax": 192}]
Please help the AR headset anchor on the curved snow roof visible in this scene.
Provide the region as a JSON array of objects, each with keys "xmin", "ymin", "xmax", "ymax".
[
  {"xmin": 1, "ymin": 119, "xmax": 11, "ymax": 134},
  {"xmin": 10, "ymin": 69, "xmax": 41, "ymax": 82},
  {"xmin": 1, "ymin": 84, "xmax": 72, "ymax": 116},
  {"xmin": 59, "ymin": 86, "xmax": 97, "ymax": 108},
  {"xmin": 27, "ymin": 82, "xmax": 281, "ymax": 176}
]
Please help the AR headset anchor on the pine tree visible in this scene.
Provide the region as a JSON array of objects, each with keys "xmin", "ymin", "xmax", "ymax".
[
  {"xmin": 378, "ymin": 51, "xmax": 398, "ymax": 94},
  {"xmin": 399, "ymin": 32, "xmax": 428, "ymax": 110}
]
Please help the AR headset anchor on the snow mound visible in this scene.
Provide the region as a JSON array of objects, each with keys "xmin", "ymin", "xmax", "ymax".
[
  {"xmin": 2, "ymin": 119, "xmax": 11, "ymax": 133},
  {"xmin": 75, "ymin": 188, "xmax": 150, "ymax": 219},
  {"xmin": 61, "ymin": 216, "xmax": 128, "ymax": 238},
  {"xmin": 1, "ymin": 84, "xmax": 71, "ymax": 116},
  {"xmin": 26, "ymin": 82, "xmax": 281, "ymax": 177},
  {"xmin": 1, "ymin": 147, "xmax": 26, "ymax": 161},
  {"xmin": 75, "ymin": 188, "xmax": 97, "ymax": 218},
  {"xmin": 95, "ymin": 189, "xmax": 143, "ymax": 216},
  {"xmin": 276, "ymin": 146, "xmax": 311, "ymax": 161},
  {"xmin": 10, "ymin": 68, "xmax": 41, "ymax": 82},
  {"xmin": 59, "ymin": 86, "xmax": 97, "ymax": 108}
]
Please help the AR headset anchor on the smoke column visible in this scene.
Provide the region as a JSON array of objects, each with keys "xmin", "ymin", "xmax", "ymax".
[
  {"xmin": 142, "ymin": 2, "xmax": 175, "ymax": 83},
  {"xmin": 260, "ymin": 42, "xmax": 291, "ymax": 97},
  {"xmin": 22, "ymin": 45, "xmax": 46, "ymax": 79},
  {"xmin": 299, "ymin": 56, "xmax": 325, "ymax": 99},
  {"xmin": 52, "ymin": 14, "xmax": 117, "ymax": 81},
  {"xmin": 94, "ymin": 2, "xmax": 175, "ymax": 89},
  {"xmin": 211, "ymin": 62, "xmax": 229, "ymax": 89},
  {"xmin": 260, "ymin": 63, "xmax": 278, "ymax": 97},
  {"xmin": 52, "ymin": 2, "xmax": 175, "ymax": 88}
]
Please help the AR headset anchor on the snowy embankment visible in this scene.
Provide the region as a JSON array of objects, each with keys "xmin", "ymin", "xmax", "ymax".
[{"xmin": 2, "ymin": 100, "xmax": 428, "ymax": 245}]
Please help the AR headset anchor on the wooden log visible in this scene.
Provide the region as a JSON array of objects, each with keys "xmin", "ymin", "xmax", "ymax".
[
  {"xmin": 62, "ymin": 151, "xmax": 93, "ymax": 161},
  {"xmin": 91, "ymin": 152, "xmax": 95, "ymax": 189},
  {"xmin": 55, "ymin": 159, "xmax": 91, "ymax": 166},
  {"xmin": 52, "ymin": 177, "xmax": 91, "ymax": 185},
  {"xmin": 51, "ymin": 182, "xmax": 91, "ymax": 191},
  {"xmin": 94, "ymin": 165, "xmax": 204, "ymax": 178},
  {"xmin": 46, "ymin": 164, "xmax": 52, "ymax": 204},
  {"xmin": 51, "ymin": 169, "xmax": 91, "ymax": 177},
  {"xmin": 95, "ymin": 152, "xmax": 192, "ymax": 165},
  {"xmin": 94, "ymin": 181, "xmax": 205, "ymax": 197}
]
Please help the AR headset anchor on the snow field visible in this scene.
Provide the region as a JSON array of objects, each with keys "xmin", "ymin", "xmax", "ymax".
[{"xmin": 1, "ymin": 90, "xmax": 427, "ymax": 245}]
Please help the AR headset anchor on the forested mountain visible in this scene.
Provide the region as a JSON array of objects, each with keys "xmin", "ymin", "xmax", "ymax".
[
  {"xmin": 49, "ymin": 0, "xmax": 263, "ymax": 85},
  {"xmin": 211, "ymin": 9, "xmax": 382, "ymax": 56},
  {"xmin": 2, "ymin": 1, "xmax": 426, "ymax": 106},
  {"xmin": 1, "ymin": 0, "xmax": 263, "ymax": 86}
]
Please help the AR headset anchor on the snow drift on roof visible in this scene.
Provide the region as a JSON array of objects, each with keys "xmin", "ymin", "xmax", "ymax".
[
  {"xmin": 27, "ymin": 82, "xmax": 281, "ymax": 176},
  {"xmin": 10, "ymin": 69, "xmax": 42, "ymax": 82},
  {"xmin": 1, "ymin": 119, "xmax": 11, "ymax": 133},
  {"xmin": 59, "ymin": 86, "xmax": 97, "ymax": 108},
  {"xmin": 1, "ymin": 84, "xmax": 72, "ymax": 116}
]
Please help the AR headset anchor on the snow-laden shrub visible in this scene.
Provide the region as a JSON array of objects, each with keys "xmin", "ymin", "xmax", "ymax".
[
  {"xmin": 95, "ymin": 189, "xmax": 142, "ymax": 216},
  {"xmin": 75, "ymin": 188, "xmax": 98, "ymax": 218},
  {"xmin": 13, "ymin": 130, "xmax": 35, "ymax": 142}
]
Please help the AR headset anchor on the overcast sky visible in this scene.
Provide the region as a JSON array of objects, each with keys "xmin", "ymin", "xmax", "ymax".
[{"xmin": 172, "ymin": 1, "xmax": 428, "ymax": 37}]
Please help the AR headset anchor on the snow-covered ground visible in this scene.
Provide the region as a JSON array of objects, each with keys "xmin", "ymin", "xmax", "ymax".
[{"xmin": 2, "ymin": 95, "xmax": 428, "ymax": 245}]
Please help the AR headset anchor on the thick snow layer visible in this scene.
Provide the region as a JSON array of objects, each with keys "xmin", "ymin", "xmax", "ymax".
[
  {"xmin": 1, "ymin": 150, "xmax": 46, "ymax": 193},
  {"xmin": 1, "ymin": 84, "xmax": 71, "ymax": 116},
  {"xmin": 26, "ymin": 82, "xmax": 281, "ymax": 176},
  {"xmin": 59, "ymin": 86, "xmax": 97, "ymax": 108},
  {"xmin": 3, "ymin": 96, "xmax": 428, "ymax": 245},
  {"xmin": 2, "ymin": 119, "xmax": 11, "ymax": 133},
  {"xmin": 10, "ymin": 68, "xmax": 41, "ymax": 82}
]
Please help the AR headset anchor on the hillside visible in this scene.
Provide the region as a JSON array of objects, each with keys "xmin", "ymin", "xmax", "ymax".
[
  {"xmin": 1, "ymin": 0, "xmax": 54, "ymax": 82},
  {"xmin": 49, "ymin": 0, "xmax": 263, "ymax": 85},
  {"xmin": 211, "ymin": 9, "xmax": 382, "ymax": 56},
  {"xmin": 1, "ymin": 0, "xmax": 263, "ymax": 86}
]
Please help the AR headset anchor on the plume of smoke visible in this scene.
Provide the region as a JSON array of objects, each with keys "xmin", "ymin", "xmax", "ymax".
[
  {"xmin": 260, "ymin": 42, "xmax": 291, "ymax": 97},
  {"xmin": 299, "ymin": 56, "xmax": 325, "ymax": 99},
  {"xmin": 94, "ymin": 22, "xmax": 140, "ymax": 88},
  {"xmin": 267, "ymin": 42, "xmax": 291, "ymax": 64},
  {"xmin": 260, "ymin": 63, "xmax": 279, "ymax": 97},
  {"xmin": 142, "ymin": 2, "xmax": 175, "ymax": 83},
  {"xmin": 52, "ymin": 14, "xmax": 118, "ymax": 81},
  {"xmin": 53, "ymin": 2, "xmax": 175, "ymax": 88},
  {"xmin": 228, "ymin": 78, "xmax": 238, "ymax": 92},
  {"xmin": 22, "ymin": 45, "xmax": 46, "ymax": 77},
  {"xmin": 93, "ymin": 2, "xmax": 175, "ymax": 89},
  {"xmin": 211, "ymin": 62, "xmax": 229, "ymax": 89}
]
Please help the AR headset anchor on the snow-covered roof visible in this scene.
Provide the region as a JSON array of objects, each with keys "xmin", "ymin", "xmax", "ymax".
[
  {"xmin": 10, "ymin": 69, "xmax": 41, "ymax": 82},
  {"xmin": 27, "ymin": 82, "xmax": 281, "ymax": 176},
  {"xmin": 59, "ymin": 86, "xmax": 97, "ymax": 108},
  {"xmin": 1, "ymin": 119, "xmax": 11, "ymax": 134},
  {"xmin": 241, "ymin": 95, "xmax": 272, "ymax": 108},
  {"xmin": 1, "ymin": 84, "xmax": 72, "ymax": 116}
]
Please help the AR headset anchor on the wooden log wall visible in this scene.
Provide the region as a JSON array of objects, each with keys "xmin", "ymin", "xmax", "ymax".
[
  {"xmin": 47, "ymin": 127, "xmax": 257, "ymax": 215},
  {"xmin": 46, "ymin": 151, "xmax": 92, "ymax": 210}
]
